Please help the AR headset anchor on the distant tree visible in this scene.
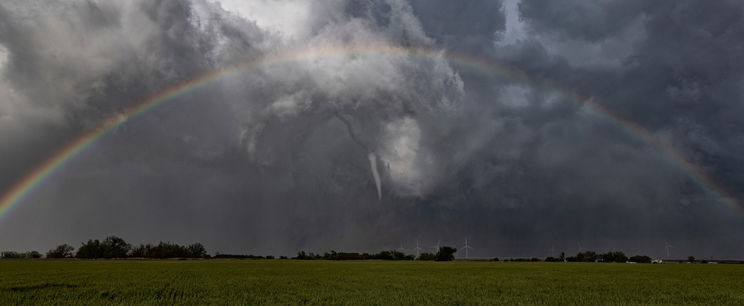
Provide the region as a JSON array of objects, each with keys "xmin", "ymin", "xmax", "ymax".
[
  {"xmin": 76, "ymin": 236, "xmax": 131, "ymax": 259},
  {"xmin": 614, "ymin": 252, "xmax": 628, "ymax": 263},
  {"xmin": 391, "ymin": 250, "xmax": 407, "ymax": 260},
  {"xmin": 130, "ymin": 244, "xmax": 151, "ymax": 258},
  {"xmin": 559, "ymin": 252, "xmax": 565, "ymax": 262},
  {"xmin": 688, "ymin": 256, "xmax": 695, "ymax": 263},
  {"xmin": 295, "ymin": 251, "xmax": 313, "ymax": 260},
  {"xmin": 435, "ymin": 246, "xmax": 457, "ymax": 261},
  {"xmin": 132, "ymin": 242, "xmax": 191, "ymax": 258},
  {"xmin": 373, "ymin": 250, "xmax": 394, "ymax": 260},
  {"xmin": 600, "ymin": 251, "xmax": 628, "ymax": 263},
  {"xmin": 510, "ymin": 258, "xmax": 540, "ymax": 262},
  {"xmin": 76, "ymin": 240, "xmax": 103, "ymax": 259},
  {"xmin": 1, "ymin": 251, "xmax": 20, "ymax": 259},
  {"xmin": 102, "ymin": 236, "xmax": 131, "ymax": 258},
  {"xmin": 576, "ymin": 251, "xmax": 599, "ymax": 262},
  {"xmin": 629, "ymin": 255, "xmax": 652, "ymax": 264},
  {"xmin": 328, "ymin": 252, "xmax": 366, "ymax": 260},
  {"xmin": 47, "ymin": 244, "xmax": 75, "ymax": 258},
  {"xmin": 491, "ymin": 257, "xmax": 500, "ymax": 262},
  {"xmin": 213, "ymin": 254, "xmax": 265, "ymax": 259},
  {"xmin": 545, "ymin": 256, "xmax": 561, "ymax": 262},
  {"xmin": 417, "ymin": 253, "xmax": 436, "ymax": 261},
  {"xmin": 2, "ymin": 251, "xmax": 42, "ymax": 259},
  {"xmin": 266, "ymin": 255, "xmax": 275, "ymax": 259},
  {"xmin": 187, "ymin": 243, "xmax": 208, "ymax": 258}
]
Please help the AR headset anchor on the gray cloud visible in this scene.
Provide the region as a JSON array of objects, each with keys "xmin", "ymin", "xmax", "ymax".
[{"xmin": 0, "ymin": 0, "xmax": 743, "ymax": 259}]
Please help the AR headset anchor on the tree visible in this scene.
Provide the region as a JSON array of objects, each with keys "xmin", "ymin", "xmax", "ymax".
[
  {"xmin": 76, "ymin": 236, "xmax": 131, "ymax": 259},
  {"xmin": 417, "ymin": 253, "xmax": 436, "ymax": 261},
  {"xmin": 295, "ymin": 251, "xmax": 314, "ymax": 260},
  {"xmin": 545, "ymin": 256, "xmax": 561, "ymax": 262},
  {"xmin": 688, "ymin": 256, "xmax": 695, "ymax": 263},
  {"xmin": 600, "ymin": 251, "xmax": 628, "ymax": 263},
  {"xmin": 1, "ymin": 251, "xmax": 20, "ymax": 259},
  {"xmin": 629, "ymin": 255, "xmax": 652, "ymax": 263},
  {"xmin": 102, "ymin": 236, "xmax": 131, "ymax": 258},
  {"xmin": 576, "ymin": 251, "xmax": 598, "ymax": 262},
  {"xmin": 435, "ymin": 246, "xmax": 457, "ymax": 261},
  {"xmin": 2, "ymin": 251, "xmax": 42, "ymax": 259},
  {"xmin": 130, "ymin": 244, "xmax": 152, "ymax": 258},
  {"xmin": 187, "ymin": 243, "xmax": 208, "ymax": 258},
  {"xmin": 76, "ymin": 240, "xmax": 103, "ymax": 258},
  {"xmin": 47, "ymin": 244, "xmax": 75, "ymax": 258}
]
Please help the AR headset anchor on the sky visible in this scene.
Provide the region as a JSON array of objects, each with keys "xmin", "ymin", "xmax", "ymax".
[{"xmin": 1, "ymin": 0, "xmax": 743, "ymax": 258}]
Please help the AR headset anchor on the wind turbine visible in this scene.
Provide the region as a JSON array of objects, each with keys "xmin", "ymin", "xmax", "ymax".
[
  {"xmin": 664, "ymin": 241, "xmax": 674, "ymax": 258},
  {"xmin": 397, "ymin": 243, "xmax": 407, "ymax": 254},
  {"xmin": 577, "ymin": 242, "xmax": 583, "ymax": 254},
  {"xmin": 463, "ymin": 238, "xmax": 473, "ymax": 259},
  {"xmin": 414, "ymin": 240, "xmax": 422, "ymax": 257},
  {"xmin": 432, "ymin": 240, "xmax": 441, "ymax": 253}
]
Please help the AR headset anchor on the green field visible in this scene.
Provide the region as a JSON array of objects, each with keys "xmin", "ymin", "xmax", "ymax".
[{"xmin": 1, "ymin": 260, "xmax": 743, "ymax": 305}]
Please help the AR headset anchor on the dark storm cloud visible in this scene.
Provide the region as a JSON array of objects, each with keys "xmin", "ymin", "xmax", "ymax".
[
  {"xmin": 446, "ymin": 0, "xmax": 744, "ymax": 256},
  {"xmin": 1, "ymin": 0, "xmax": 743, "ymax": 258},
  {"xmin": 518, "ymin": 0, "xmax": 647, "ymax": 41},
  {"xmin": 408, "ymin": 0, "xmax": 505, "ymax": 51}
]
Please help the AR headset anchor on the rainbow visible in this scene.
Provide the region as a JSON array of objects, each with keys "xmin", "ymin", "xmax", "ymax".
[{"xmin": 0, "ymin": 43, "xmax": 739, "ymax": 217}]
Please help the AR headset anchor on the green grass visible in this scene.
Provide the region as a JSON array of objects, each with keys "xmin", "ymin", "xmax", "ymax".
[{"xmin": 1, "ymin": 260, "xmax": 743, "ymax": 305}]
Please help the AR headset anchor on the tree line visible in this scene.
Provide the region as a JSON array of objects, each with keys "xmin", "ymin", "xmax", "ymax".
[
  {"xmin": 0, "ymin": 250, "xmax": 42, "ymax": 259},
  {"xmin": 512, "ymin": 251, "xmax": 653, "ymax": 263},
  {"xmin": 4, "ymin": 238, "xmax": 714, "ymax": 263},
  {"xmin": 0, "ymin": 236, "xmax": 460, "ymax": 261},
  {"xmin": 293, "ymin": 246, "xmax": 457, "ymax": 261},
  {"xmin": 2, "ymin": 236, "xmax": 209, "ymax": 259}
]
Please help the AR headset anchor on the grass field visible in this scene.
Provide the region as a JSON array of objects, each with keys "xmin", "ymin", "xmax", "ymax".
[{"xmin": 1, "ymin": 260, "xmax": 743, "ymax": 305}]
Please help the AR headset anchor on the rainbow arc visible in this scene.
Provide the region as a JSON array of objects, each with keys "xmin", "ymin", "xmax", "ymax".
[{"xmin": 0, "ymin": 44, "xmax": 738, "ymax": 217}]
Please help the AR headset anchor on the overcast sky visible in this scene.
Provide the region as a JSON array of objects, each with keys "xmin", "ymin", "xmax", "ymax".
[{"xmin": 1, "ymin": 0, "xmax": 743, "ymax": 258}]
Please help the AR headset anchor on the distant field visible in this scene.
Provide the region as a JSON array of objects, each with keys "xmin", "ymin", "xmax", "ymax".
[{"xmin": 1, "ymin": 260, "xmax": 743, "ymax": 305}]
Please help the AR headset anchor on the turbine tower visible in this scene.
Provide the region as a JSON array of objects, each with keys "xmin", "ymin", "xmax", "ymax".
[
  {"xmin": 664, "ymin": 241, "xmax": 674, "ymax": 258},
  {"xmin": 397, "ymin": 243, "xmax": 406, "ymax": 254},
  {"xmin": 463, "ymin": 238, "xmax": 473, "ymax": 259},
  {"xmin": 432, "ymin": 240, "xmax": 441, "ymax": 253},
  {"xmin": 414, "ymin": 240, "xmax": 422, "ymax": 257}
]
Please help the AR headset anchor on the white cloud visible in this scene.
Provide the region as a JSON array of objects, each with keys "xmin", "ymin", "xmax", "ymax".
[
  {"xmin": 0, "ymin": 44, "xmax": 7, "ymax": 71},
  {"xmin": 0, "ymin": 43, "xmax": 65, "ymax": 137},
  {"xmin": 496, "ymin": 0, "xmax": 528, "ymax": 46},
  {"xmin": 211, "ymin": 0, "xmax": 311, "ymax": 40},
  {"xmin": 380, "ymin": 117, "xmax": 432, "ymax": 197},
  {"xmin": 268, "ymin": 91, "xmax": 311, "ymax": 119}
]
